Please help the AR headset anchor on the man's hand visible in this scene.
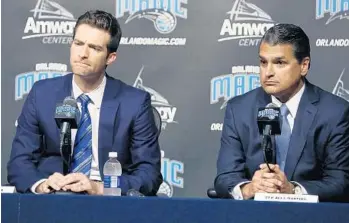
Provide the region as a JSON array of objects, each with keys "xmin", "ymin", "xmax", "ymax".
[
  {"xmin": 36, "ymin": 172, "xmax": 65, "ymax": 194},
  {"xmin": 259, "ymin": 164, "xmax": 294, "ymax": 194},
  {"xmin": 60, "ymin": 173, "xmax": 103, "ymax": 195},
  {"xmin": 241, "ymin": 166, "xmax": 279, "ymax": 199}
]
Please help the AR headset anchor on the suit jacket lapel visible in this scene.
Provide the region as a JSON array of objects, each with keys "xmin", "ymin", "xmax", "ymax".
[
  {"xmin": 98, "ymin": 75, "xmax": 121, "ymax": 178},
  {"xmin": 284, "ymin": 80, "xmax": 319, "ymax": 180}
]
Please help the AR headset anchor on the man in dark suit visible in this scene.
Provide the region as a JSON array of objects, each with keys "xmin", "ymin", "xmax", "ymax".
[
  {"xmin": 7, "ymin": 10, "xmax": 162, "ymax": 195},
  {"xmin": 215, "ymin": 24, "xmax": 349, "ymax": 202}
]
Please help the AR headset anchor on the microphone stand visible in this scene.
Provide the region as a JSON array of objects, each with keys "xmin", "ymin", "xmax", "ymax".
[
  {"xmin": 60, "ymin": 128, "xmax": 72, "ymax": 175},
  {"xmin": 262, "ymin": 125, "xmax": 275, "ymax": 172}
]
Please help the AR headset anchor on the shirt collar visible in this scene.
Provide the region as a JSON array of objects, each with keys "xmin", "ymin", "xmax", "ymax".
[
  {"xmin": 72, "ymin": 75, "xmax": 106, "ymax": 109},
  {"xmin": 271, "ymin": 83, "xmax": 305, "ymax": 118}
]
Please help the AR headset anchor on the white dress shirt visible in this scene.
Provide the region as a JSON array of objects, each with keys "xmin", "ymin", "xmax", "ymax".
[
  {"xmin": 231, "ymin": 84, "xmax": 308, "ymax": 199},
  {"xmin": 31, "ymin": 75, "xmax": 106, "ymax": 193}
]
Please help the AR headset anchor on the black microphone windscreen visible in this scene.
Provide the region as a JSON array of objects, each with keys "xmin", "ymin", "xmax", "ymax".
[
  {"xmin": 55, "ymin": 96, "xmax": 79, "ymax": 129},
  {"xmin": 257, "ymin": 104, "xmax": 281, "ymax": 135},
  {"xmin": 63, "ymin": 96, "xmax": 77, "ymax": 106},
  {"xmin": 266, "ymin": 102, "xmax": 277, "ymax": 108}
]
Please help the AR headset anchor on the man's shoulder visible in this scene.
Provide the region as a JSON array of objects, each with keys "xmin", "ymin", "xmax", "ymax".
[
  {"xmin": 313, "ymin": 84, "xmax": 349, "ymax": 109},
  {"xmin": 32, "ymin": 73, "xmax": 71, "ymax": 90},
  {"xmin": 107, "ymin": 76, "xmax": 149, "ymax": 100}
]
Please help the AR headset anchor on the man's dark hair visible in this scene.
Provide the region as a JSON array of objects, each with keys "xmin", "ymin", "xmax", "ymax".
[
  {"xmin": 73, "ymin": 10, "xmax": 122, "ymax": 53},
  {"xmin": 260, "ymin": 23, "xmax": 310, "ymax": 66}
]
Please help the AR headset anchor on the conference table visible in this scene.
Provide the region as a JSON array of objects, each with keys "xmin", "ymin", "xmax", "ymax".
[{"xmin": 2, "ymin": 193, "xmax": 349, "ymax": 223}]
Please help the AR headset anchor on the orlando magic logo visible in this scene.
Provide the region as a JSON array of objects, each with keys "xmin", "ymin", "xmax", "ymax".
[
  {"xmin": 55, "ymin": 105, "xmax": 77, "ymax": 117},
  {"xmin": 210, "ymin": 66, "xmax": 260, "ymax": 109},
  {"xmin": 333, "ymin": 69, "xmax": 349, "ymax": 101},
  {"xmin": 316, "ymin": 0, "xmax": 349, "ymax": 24},
  {"xmin": 133, "ymin": 66, "xmax": 177, "ymax": 129},
  {"xmin": 157, "ymin": 180, "xmax": 174, "ymax": 197},
  {"xmin": 116, "ymin": 0, "xmax": 187, "ymax": 34},
  {"xmin": 157, "ymin": 150, "xmax": 184, "ymax": 197},
  {"xmin": 15, "ymin": 63, "xmax": 69, "ymax": 100},
  {"xmin": 126, "ymin": 9, "xmax": 177, "ymax": 34},
  {"xmin": 258, "ymin": 109, "xmax": 279, "ymax": 120}
]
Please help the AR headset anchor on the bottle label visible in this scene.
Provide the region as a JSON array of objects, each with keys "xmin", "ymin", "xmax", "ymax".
[{"xmin": 103, "ymin": 176, "xmax": 120, "ymax": 188}]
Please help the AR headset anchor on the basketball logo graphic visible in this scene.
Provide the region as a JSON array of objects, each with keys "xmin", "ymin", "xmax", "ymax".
[{"xmin": 154, "ymin": 11, "xmax": 177, "ymax": 34}]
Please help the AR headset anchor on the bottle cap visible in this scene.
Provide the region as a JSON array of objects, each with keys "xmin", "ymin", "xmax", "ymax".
[{"xmin": 109, "ymin": 152, "xmax": 118, "ymax": 158}]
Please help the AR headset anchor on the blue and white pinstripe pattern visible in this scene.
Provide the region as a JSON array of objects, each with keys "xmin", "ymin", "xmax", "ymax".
[{"xmin": 71, "ymin": 94, "xmax": 92, "ymax": 176}]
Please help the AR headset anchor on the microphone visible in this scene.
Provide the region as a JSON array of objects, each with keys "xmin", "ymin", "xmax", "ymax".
[
  {"xmin": 257, "ymin": 103, "xmax": 281, "ymax": 136},
  {"xmin": 257, "ymin": 103, "xmax": 281, "ymax": 169},
  {"xmin": 54, "ymin": 96, "xmax": 79, "ymax": 174},
  {"xmin": 55, "ymin": 96, "xmax": 79, "ymax": 133}
]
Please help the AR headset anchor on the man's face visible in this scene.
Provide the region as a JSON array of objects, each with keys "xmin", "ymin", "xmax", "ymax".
[
  {"xmin": 70, "ymin": 24, "xmax": 116, "ymax": 78},
  {"xmin": 259, "ymin": 42, "xmax": 309, "ymax": 101}
]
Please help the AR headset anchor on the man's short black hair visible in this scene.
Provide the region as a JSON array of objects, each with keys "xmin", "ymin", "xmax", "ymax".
[
  {"xmin": 260, "ymin": 23, "xmax": 310, "ymax": 66},
  {"xmin": 73, "ymin": 10, "xmax": 122, "ymax": 53}
]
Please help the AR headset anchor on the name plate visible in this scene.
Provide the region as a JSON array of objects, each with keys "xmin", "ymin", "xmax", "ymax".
[
  {"xmin": 254, "ymin": 193, "xmax": 319, "ymax": 203},
  {"xmin": 1, "ymin": 186, "xmax": 16, "ymax": 193}
]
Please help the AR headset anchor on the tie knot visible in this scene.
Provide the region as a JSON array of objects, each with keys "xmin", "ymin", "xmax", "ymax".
[
  {"xmin": 78, "ymin": 94, "xmax": 91, "ymax": 107},
  {"xmin": 280, "ymin": 104, "xmax": 289, "ymax": 117}
]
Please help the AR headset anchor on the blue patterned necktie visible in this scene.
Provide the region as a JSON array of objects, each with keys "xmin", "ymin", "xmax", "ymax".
[
  {"xmin": 275, "ymin": 104, "xmax": 291, "ymax": 171},
  {"xmin": 71, "ymin": 94, "xmax": 92, "ymax": 176}
]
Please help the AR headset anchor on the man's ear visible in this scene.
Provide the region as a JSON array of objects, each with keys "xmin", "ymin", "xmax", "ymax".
[
  {"xmin": 106, "ymin": 52, "xmax": 117, "ymax": 66},
  {"xmin": 300, "ymin": 57, "xmax": 310, "ymax": 77}
]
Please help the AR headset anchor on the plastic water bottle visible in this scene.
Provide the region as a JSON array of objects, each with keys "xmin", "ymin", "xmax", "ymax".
[{"xmin": 103, "ymin": 152, "xmax": 122, "ymax": 196}]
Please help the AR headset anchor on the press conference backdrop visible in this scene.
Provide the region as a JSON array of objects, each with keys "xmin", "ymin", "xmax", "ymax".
[{"xmin": 2, "ymin": 0, "xmax": 349, "ymax": 197}]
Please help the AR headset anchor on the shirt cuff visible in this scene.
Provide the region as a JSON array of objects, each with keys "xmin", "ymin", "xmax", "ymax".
[
  {"xmin": 31, "ymin": 179, "xmax": 47, "ymax": 194},
  {"xmin": 230, "ymin": 181, "xmax": 251, "ymax": 200},
  {"xmin": 291, "ymin": 181, "xmax": 308, "ymax": 194}
]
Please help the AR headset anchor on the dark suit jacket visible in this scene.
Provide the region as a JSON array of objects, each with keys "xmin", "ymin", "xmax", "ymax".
[
  {"xmin": 215, "ymin": 80, "xmax": 349, "ymax": 202},
  {"xmin": 7, "ymin": 73, "xmax": 162, "ymax": 195}
]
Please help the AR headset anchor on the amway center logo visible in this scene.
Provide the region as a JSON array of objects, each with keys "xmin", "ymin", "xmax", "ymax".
[
  {"xmin": 22, "ymin": 0, "xmax": 76, "ymax": 44},
  {"xmin": 133, "ymin": 66, "xmax": 177, "ymax": 129},
  {"xmin": 219, "ymin": 0, "xmax": 275, "ymax": 46},
  {"xmin": 333, "ymin": 69, "xmax": 349, "ymax": 101},
  {"xmin": 210, "ymin": 65, "xmax": 260, "ymax": 131},
  {"xmin": 15, "ymin": 63, "xmax": 69, "ymax": 101},
  {"xmin": 157, "ymin": 150, "xmax": 184, "ymax": 197},
  {"xmin": 116, "ymin": 0, "xmax": 187, "ymax": 46}
]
